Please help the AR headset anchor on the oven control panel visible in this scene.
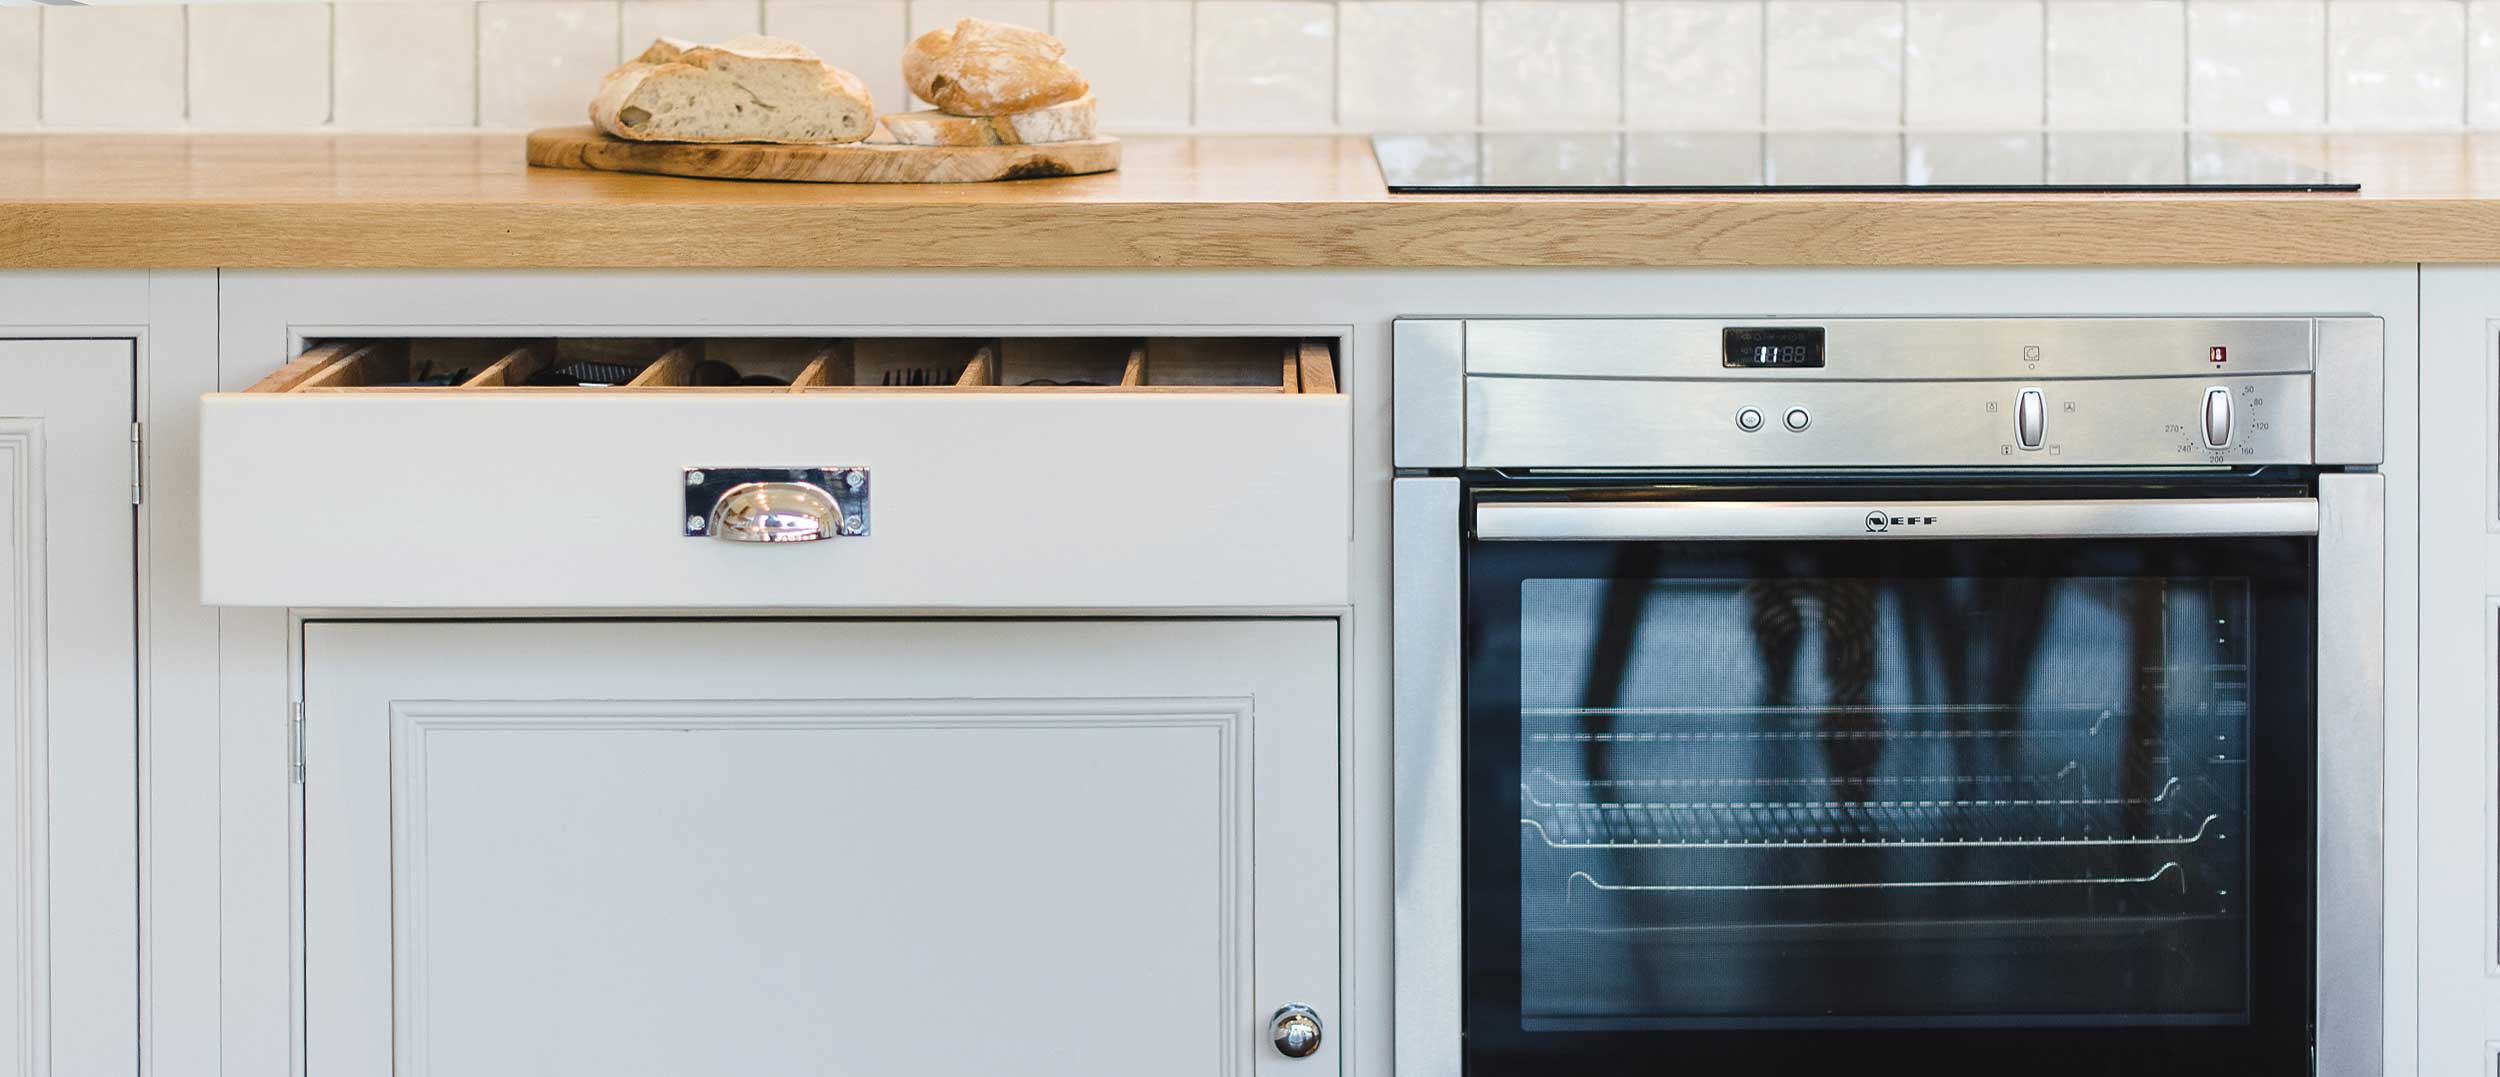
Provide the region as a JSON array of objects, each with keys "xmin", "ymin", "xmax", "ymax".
[{"xmin": 1394, "ymin": 316, "xmax": 2382, "ymax": 470}]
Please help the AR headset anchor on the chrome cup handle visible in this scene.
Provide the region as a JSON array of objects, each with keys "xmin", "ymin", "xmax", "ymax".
[{"xmin": 706, "ymin": 481, "xmax": 842, "ymax": 543}]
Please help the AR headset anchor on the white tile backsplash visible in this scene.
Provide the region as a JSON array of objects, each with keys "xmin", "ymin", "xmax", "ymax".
[
  {"xmin": 2189, "ymin": 0, "xmax": 2328, "ymax": 129},
  {"xmin": 1481, "ymin": 0, "xmax": 1622, "ymax": 129},
  {"xmin": 1905, "ymin": 0, "xmax": 2042, "ymax": 128},
  {"xmin": 1906, "ymin": 130, "xmax": 2042, "ymax": 182},
  {"xmin": 189, "ymin": 3, "xmax": 331, "ymax": 128},
  {"xmin": 621, "ymin": 0, "xmax": 763, "ymax": 54},
  {"xmin": 766, "ymin": 1, "xmax": 909, "ymax": 116},
  {"xmin": 1055, "ymin": 0, "xmax": 1196, "ymax": 129},
  {"xmin": 1625, "ymin": 1, "xmax": 1763, "ymax": 130},
  {"xmin": 1765, "ymin": 0, "xmax": 1904, "ymax": 129},
  {"xmin": 0, "ymin": 7, "xmax": 36, "ymax": 130},
  {"xmin": 2047, "ymin": 0, "xmax": 2185, "ymax": 127},
  {"xmin": 8, "ymin": 0, "xmax": 2500, "ymax": 134},
  {"xmin": 2474, "ymin": 0, "xmax": 2500, "ymax": 125},
  {"xmin": 1340, "ymin": 1, "xmax": 1475, "ymax": 129},
  {"xmin": 2328, "ymin": 0, "xmax": 2463, "ymax": 129},
  {"xmin": 478, "ymin": 0, "xmax": 622, "ymax": 129},
  {"xmin": 1195, "ymin": 0, "xmax": 1334, "ymax": 129},
  {"xmin": 42, "ymin": 4, "xmax": 185, "ymax": 128},
  {"xmin": 336, "ymin": 2, "xmax": 476, "ymax": 128}
]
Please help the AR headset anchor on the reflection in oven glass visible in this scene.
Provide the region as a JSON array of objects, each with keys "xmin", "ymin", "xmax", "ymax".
[{"xmin": 1517, "ymin": 574, "xmax": 2251, "ymax": 1028}]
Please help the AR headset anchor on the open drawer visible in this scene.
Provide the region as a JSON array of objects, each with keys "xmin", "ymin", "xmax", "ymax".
[{"xmin": 200, "ymin": 336, "xmax": 1350, "ymax": 608}]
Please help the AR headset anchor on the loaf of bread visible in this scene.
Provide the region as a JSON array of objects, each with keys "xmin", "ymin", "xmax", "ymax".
[
  {"xmin": 591, "ymin": 35, "xmax": 876, "ymax": 144},
  {"xmin": 902, "ymin": 18, "xmax": 1089, "ymax": 117},
  {"xmin": 881, "ymin": 94, "xmax": 1096, "ymax": 146}
]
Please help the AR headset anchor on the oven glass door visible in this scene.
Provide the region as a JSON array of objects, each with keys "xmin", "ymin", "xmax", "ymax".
[{"xmin": 1460, "ymin": 491, "xmax": 2316, "ymax": 1074}]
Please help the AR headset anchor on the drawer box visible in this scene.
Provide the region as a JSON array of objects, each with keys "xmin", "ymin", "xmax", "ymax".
[{"xmin": 201, "ymin": 337, "xmax": 1349, "ymax": 608}]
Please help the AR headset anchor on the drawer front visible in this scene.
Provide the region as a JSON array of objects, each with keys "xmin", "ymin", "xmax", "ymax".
[{"xmin": 200, "ymin": 392, "xmax": 1349, "ymax": 608}]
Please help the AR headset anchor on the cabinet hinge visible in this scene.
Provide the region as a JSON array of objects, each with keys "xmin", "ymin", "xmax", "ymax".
[
  {"xmin": 128, "ymin": 422, "xmax": 143, "ymax": 506},
  {"xmin": 288, "ymin": 702, "xmax": 305, "ymax": 784}
]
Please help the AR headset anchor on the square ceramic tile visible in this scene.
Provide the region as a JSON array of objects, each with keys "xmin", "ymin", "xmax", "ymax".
[
  {"xmin": 1341, "ymin": 1, "xmax": 1476, "ymax": 129},
  {"xmin": 1053, "ymin": 0, "xmax": 1194, "ymax": 129},
  {"xmin": 479, "ymin": 1, "xmax": 622, "ymax": 129},
  {"xmin": 1766, "ymin": 131, "xmax": 1901, "ymax": 182},
  {"xmin": 908, "ymin": 0, "xmax": 1049, "ymax": 36},
  {"xmin": 2047, "ymin": 0, "xmax": 2185, "ymax": 127},
  {"xmin": 622, "ymin": 0, "xmax": 762, "ymax": 53},
  {"xmin": 2474, "ymin": 0, "xmax": 2500, "ymax": 125},
  {"xmin": 190, "ymin": 4, "xmax": 332, "ymax": 129},
  {"xmin": 1625, "ymin": 131, "xmax": 1766, "ymax": 184},
  {"xmin": 337, "ymin": 2, "xmax": 478, "ymax": 128},
  {"xmin": 2189, "ymin": 0, "xmax": 2326, "ymax": 129},
  {"xmin": 41, "ymin": 4, "xmax": 185, "ymax": 128},
  {"xmin": 2329, "ymin": 0, "xmax": 2463, "ymax": 129},
  {"xmin": 766, "ymin": 0, "xmax": 909, "ymax": 116},
  {"xmin": 1625, "ymin": 1, "xmax": 1763, "ymax": 130},
  {"xmin": 1194, "ymin": 1, "xmax": 1334, "ymax": 129},
  {"xmin": 0, "ymin": 8, "xmax": 34, "ymax": 130},
  {"xmin": 1764, "ymin": 0, "xmax": 1903, "ymax": 128},
  {"xmin": 1905, "ymin": 0, "xmax": 2041, "ymax": 128},
  {"xmin": 1481, "ymin": 0, "xmax": 1622, "ymax": 129},
  {"xmin": 1906, "ymin": 131, "xmax": 2041, "ymax": 183}
]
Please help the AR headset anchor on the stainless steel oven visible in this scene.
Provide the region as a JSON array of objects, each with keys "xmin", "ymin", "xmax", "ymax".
[{"xmin": 1391, "ymin": 318, "xmax": 2384, "ymax": 1076}]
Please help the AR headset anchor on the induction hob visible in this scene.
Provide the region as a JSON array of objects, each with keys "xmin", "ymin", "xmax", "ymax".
[{"xmin": 1371, "ymin": 132, "xmax": 2357, "ymax": 193}]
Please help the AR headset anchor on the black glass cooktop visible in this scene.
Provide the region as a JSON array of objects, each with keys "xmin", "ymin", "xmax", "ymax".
[{"xmin": 1372, "ymin": 132, "xmax": 2356, "ymax": 193}]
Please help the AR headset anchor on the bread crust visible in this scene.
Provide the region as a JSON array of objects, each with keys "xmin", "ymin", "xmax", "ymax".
[
  {"xmin": 902, "ymin": 17, "xmax": 1089, "ymax": 116},
  {"xmin": 881, "ymin": 94, "xmax": 1097, "ymax": 146},
  {"xmin": 591, "ymin": 35, "xmax": 876, "ymax": 144}
]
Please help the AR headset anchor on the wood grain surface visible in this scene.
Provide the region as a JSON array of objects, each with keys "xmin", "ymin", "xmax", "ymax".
[
  {"xmin": 523, "ymin": 126, "xmax": 1121, "ymax": 183},
  {"xmin": 8, "ymin": 133, "xmax": 2500, "ymax": 267}
]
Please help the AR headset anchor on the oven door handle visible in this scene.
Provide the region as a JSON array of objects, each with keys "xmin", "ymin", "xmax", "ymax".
[{"xmin": 1473, "ymin": 497, "xmax": 2321, "ymax": 541}]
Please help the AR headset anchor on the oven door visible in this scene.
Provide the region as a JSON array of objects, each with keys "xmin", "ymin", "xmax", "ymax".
[{"xmin": 1392, "ymin": 477, "xmax": 2383, "ymax": 1077}]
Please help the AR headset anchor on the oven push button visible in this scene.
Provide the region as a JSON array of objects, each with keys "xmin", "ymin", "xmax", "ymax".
[
  {"xmin": 2202, "ymin": 387, "xmax": 2234, "ymax": 449},
  {"xmin": 2015, "ymin": 388, "xmax": 2046, "ymax": 450},
  {"xmin": 1736, "ymin": 407, "xmax": 1764, "ymax": 433},
  {"xmin": 1782, "ymin": 407, "xmax": 1811, "ymax": 432}
]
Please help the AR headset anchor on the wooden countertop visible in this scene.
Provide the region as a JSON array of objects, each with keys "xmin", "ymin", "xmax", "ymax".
[{"xmin": 6, "ymin": 132, "xmax": 2500, "ymax": 268}]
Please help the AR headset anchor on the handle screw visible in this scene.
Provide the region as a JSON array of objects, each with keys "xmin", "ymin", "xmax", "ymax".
[
  {"xmin": 845, "ymin": 469, "xmax": 867, "ymax": 490},
  {"xmin": 685, "ymin": 471, "xmax": 706, "ymax": 486},
  {"xmin": 685, "ymin": 514, "xmax": 706, "ymax": 532}
]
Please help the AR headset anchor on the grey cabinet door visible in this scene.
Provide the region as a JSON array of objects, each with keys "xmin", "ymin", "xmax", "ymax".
[
  {"xmin": 0, "ymin": 340, "xmax": 136, "ymax": 1075},
  {"xmin": 303, "ymin": 619, "xmax": 1339, "ymax": 1077}
]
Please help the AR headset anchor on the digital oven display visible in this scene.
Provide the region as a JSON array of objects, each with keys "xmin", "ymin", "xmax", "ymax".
[{"xmin": 1722, "ymin": 326, "xmax": 1826, "ymax": 369}]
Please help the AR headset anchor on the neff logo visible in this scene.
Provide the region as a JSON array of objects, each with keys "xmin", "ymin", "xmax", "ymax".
[{"xmin": 1865, "ymin": 511, "xmax": 1937, "ymax": 533}]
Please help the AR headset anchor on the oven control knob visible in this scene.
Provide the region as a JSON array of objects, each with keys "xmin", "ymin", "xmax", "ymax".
[
  {"xmin": 1782, "ymin": 407, "xmax": 1811, "ymax": 432},
  {"xmin": 2202, "ymin": 386, "xmax": 2234, "ymax": 449},
  {"xmin": 2015, "ymin": 387, "xmax": 2046, "ymax": 450},
  {"xmin": 1269, "ymin": 1005, "xmax": 1324, "ymax": 1058},
  {"xmin": 1736, "ymin": 407, "xmax": 1764, "ymax": 432}
]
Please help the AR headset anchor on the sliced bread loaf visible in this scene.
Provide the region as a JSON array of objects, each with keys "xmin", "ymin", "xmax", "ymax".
[
  {"xmin": 591, "ymin": 34, "xmax": 876, "ymax": 144},
  {"xmin": 902, "ymin": 18, "xmax": 1089, "ymax": 117},
  {"xmin": 881, "ymin": 94, "xmax": 1097, "ymax": 146}
]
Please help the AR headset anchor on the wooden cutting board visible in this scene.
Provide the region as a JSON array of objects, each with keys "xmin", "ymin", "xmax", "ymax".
[{"xmin": 525, "ymin": 126, "xmax": 1121, "ymax": 183}]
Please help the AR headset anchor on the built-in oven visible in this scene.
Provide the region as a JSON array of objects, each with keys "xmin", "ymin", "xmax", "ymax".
[{"xmin": 1392, "ymin": 318, "xmax": 2384, "ymax": 1076}]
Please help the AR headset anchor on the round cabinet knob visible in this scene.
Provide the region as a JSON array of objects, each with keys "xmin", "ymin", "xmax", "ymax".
[{"xmin": 1269, "ymin": 1004, "xmax": 1324, "ymax": 1058}]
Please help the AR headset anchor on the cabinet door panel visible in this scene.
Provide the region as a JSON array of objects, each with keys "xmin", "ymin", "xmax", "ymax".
[
  {"xmin": 304, "ymin": 620, "xmax": 1338, "ymax": 1077},
  {"xmin": 0, "ymin": 340, "xmax": 135, "ymax": 1076}
]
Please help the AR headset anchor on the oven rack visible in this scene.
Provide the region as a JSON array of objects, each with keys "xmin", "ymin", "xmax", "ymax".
[
  {"xmin": 1561, "ymin": 860, "xmax": 2188, "ymax": 897},
  {"xmin": 1519, "ymin": 777, "xmax": 2229, "ymax": 849},
  {"xmin": 1526, "ymin": 761, "xmax": 2096, "ymax": 799}
]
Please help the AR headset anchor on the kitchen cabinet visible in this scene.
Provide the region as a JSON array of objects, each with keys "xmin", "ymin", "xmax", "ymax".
[
  {"xmin": 299, "ymin": 617, "xmax": 1340, "ymax": 1077},
  {"xmin": 0, "ymin": 340, "xmax": 138, "ymax": 1075}
]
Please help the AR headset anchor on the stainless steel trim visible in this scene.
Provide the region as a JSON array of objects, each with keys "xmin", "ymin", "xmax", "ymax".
[
  {"xmin": 1464, "ymin": 317, "xmax": 2317, "ymax": 381},
  {"xmin": 1464, "ymin": 373, "xmax": 2315, "ymax": 470},
  {"xmin": 2314, "ymin": 472, "xmax": 2384, "ymax": 1077},
  {"xmin": 1475, "ymin": 497, "xmax": 2321, "ymax": 542},
  {"xmin": 2314, "ymin": 317, "xmax": 2386, "ymax": 466},
  {"xmin": 1393, "ymin": 319, "xmax": 1466, "ymax": 468},
  {"xmin": 1392, "ymin": 477, "xmax": 1461, "ymax": 1076}
]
